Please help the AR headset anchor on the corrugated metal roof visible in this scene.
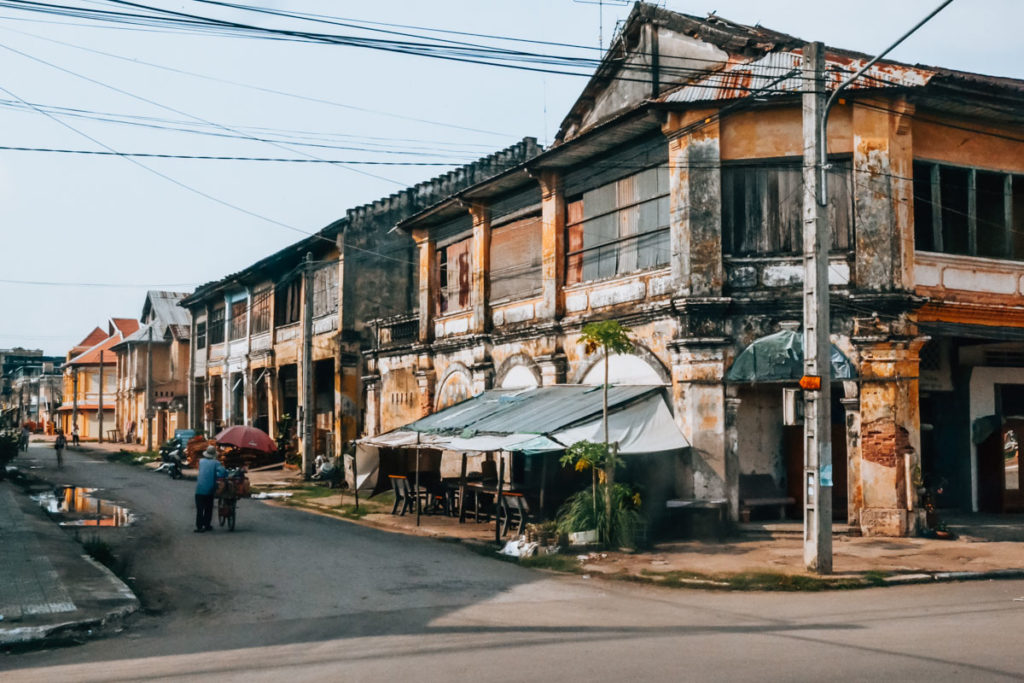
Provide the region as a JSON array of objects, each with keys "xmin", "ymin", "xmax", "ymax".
[
  {"xmin": 406, "ymin": 384, "xmax": 664, "ymax": 436},
  {"xmin": 144, "ymin": 291, "xmax": 190, "ymax": 328},
  {"xmin": 660, "ymin": 50, "xmax": 933, "ymax": 104}
]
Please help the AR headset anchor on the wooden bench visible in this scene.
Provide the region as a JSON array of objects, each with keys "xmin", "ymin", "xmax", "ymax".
[{"xmin": 739, "ymin": 474, "xmax": 795, "ymax": 521}]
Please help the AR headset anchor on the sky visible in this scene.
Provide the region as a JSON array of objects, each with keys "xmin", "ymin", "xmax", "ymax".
[{"xmin": 0, "ymin": 0, "xmax": 1021, "ymax": 357}]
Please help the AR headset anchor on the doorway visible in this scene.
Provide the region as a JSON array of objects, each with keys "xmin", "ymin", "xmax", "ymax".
[{"xmin": 783, "ymin": 392, "xmax": 848, "ymax": 521}]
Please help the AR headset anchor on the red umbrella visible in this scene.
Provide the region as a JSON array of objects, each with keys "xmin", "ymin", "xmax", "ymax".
[{"xmin": 215, "ymin": 425, "xmax": 276, "ymax": 453}]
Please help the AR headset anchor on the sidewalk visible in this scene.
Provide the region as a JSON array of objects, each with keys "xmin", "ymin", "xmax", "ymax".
[
  {"xmin": 0, "ymin": 479, "xmax": 139, "ymax": 646},
  {"xmin": 282, "ymin": 487, "xmax": 1024, "ymax": 586}
]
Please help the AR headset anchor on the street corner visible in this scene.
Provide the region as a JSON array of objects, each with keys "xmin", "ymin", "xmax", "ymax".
[{"xmin": 0, "ymin": 482, "xmax": 140, "ymax": 648}]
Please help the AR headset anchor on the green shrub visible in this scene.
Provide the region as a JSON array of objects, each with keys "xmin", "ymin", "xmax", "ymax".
[{"xmin": 556, "ymin": 482, "xmax": 644, "ymax": 549}]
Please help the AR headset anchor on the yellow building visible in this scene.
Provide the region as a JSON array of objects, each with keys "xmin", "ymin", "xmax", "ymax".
[
  {"xmin": 61, "ymin": 319, "xmax": 138, "ymax": 440},
  {"xmin": 112, "ymin": 291, "xmax": 191, "ymax": 447}
]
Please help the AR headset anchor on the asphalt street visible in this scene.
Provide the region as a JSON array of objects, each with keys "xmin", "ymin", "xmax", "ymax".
[{"xmin": 2, "ymin": 444, "xmax": 1024, "ymax": 682}]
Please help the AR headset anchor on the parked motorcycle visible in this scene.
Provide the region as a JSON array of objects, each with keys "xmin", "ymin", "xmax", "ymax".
[{"xmin": 154, "ymin": 437, "xmax": 186, "ymax": 479}]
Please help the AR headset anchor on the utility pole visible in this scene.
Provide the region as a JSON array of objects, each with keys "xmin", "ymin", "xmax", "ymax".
[
  {"xmin": 801, "ymin": 1, "xmax": 956, "ymax": 573},
  {"xmin": 146, "ymin": 325, "xmax": 153, "ymax": 452},
  {"xmin": 98, "ymin": 350, "xmax": 104, "ymax": 444},
  {"xmin": 301, "ymin": 252, "xmax": 315, "ymax": 479},
  {"xmin": 801, "ymin": 41, "xmax": 832, "ymax": 574},
  {"xmin": 72, "ymin": 366, "xmax": 79, "ymax": 438}
]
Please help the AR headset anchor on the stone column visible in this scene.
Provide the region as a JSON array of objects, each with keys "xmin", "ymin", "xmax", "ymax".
[
  {"xmin": 415, "ymin": 229, "xmax": 436, "ymax": 343},
  {"xmin": 414, "ymin": 352, "xmax": 436, "ymax": 419},
  {"xmin": 841, "ymin": 395, "xmax": 862, "ymax": 527},
  {"xmin": 662, "ymin": 108, "xmax": 723, "ymax": 297},
  {"xmin": 670, "ymin": 338, "xmax": 730, "ymax": 511},
  {"xmin": 468, "ymin": 202, "xmax": 491, "ymax": 333},
  {"xmin": 853, "ymin": 97, "xmax": 915, "ymax": 292},
  {"xmin": 537, "ymin": 170, "xmax": 565, "ymax": 321},
  {"xmin": 725, "ymin": 392, "xmax": 742, "ymax": 522},
  {"xmin": 853, "ymin": 319, "xmax": 927, "ymax": 536},
  {"xmin": 363, "ymin": 372, "xmax": 381, "ymax": 438}
]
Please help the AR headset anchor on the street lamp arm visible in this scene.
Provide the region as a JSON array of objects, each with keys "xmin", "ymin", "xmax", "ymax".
[{"xmin": 816, "ymin": 0, "xmax": 956, "ymax": 206}]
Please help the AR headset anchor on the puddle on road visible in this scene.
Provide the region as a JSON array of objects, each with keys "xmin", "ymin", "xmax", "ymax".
[{"xmin": 31, "ymin": 486, "xmax": 135, "ymax": 527}]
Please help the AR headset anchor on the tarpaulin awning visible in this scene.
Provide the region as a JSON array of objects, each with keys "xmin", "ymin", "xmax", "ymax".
[
  {"xmin": 353, "ymin": 385, "xmax": 689, "ymax": 494},
  {"xmin": 725, "ymin": 329, "xmax": 856, "ymax": 383},
  {"xmin": 359, "ymin": 385, "xmax": 689, "ymax": 456}
]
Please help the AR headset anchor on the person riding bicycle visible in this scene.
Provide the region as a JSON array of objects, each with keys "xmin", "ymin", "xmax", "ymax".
[{"xmin": 194, "ymin": 445, "xmax": 226, "ymax": 533}]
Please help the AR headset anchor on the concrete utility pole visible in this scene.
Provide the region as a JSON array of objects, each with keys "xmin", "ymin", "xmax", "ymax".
[
  {"xmin": 146, "ymin": 326, "xmax": 154, "ymax": 452},
  {"xmin": 801, "ymin": 42, "xmax": 832, "ymax": 574},
  {"xmin": 301, "ymin": 252, "xmax": 315, "ymax": 479},
  {"xmin": 801, "ymin": 0, "xmax": 956, "ymax": 573},
  {"xmin": 98, "ymin": 351, "xmax": 104, "ymax": 444}
]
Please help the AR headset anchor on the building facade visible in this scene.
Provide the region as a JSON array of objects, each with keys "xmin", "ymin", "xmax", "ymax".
[
  {"xmin": 112, "ymin": 291, "xmax": 191, "ymax": 446},
  {"xmin": 180, "ymin": 138, "xmax": 542, "ymax": 468},
  {"xmin": 364, "ymin": 5, "xmax": 1024, "ymax": 535},
  {"xmin": 61, "ymin": 320, "xmax": 138, "ymax": 440}
]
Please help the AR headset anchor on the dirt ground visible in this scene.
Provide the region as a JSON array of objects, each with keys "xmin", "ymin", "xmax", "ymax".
[{"xmin": 60, "ymin": 437, "xmax": 1024, "ymax": 582}]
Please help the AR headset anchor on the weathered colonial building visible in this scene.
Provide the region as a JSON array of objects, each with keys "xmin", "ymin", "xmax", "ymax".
[
  {"xmin": 61, "ymin": 319, "xmax": 138, "ymax": 439},
  {"xmin": 112, "ymin": 291, "xmax": 191, "ymax": 446},
  {"xmin": 181, "ymin": 139, "xmax": 542, "ymax": 466},
  {"xmin": 364, "ymin": 4, "xmax": 1024, "ymax": 535}
]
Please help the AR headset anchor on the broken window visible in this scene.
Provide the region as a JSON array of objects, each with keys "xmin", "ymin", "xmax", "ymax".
[
  {"xmin": 722, "ymin": 160, "xmax": 852, "ymax": 256},
  {"xmin": 208, "ymin": 306, "xmax": 225, "ymax": 345},
  {"xmin": 914, "ymin": 161, "xmax": 1024, "ymax": 260},
  {"xmin": 565, "ymin": 166, "xmax": 670, "ymax": 285},
  {"xmin": 312, "ymin": 264, "xmax": 339, "ymax": 318},
  {"xmin": 275, "ymin": 279, "xmax": 302, "ymax": 326},
  {"xmin": 229, "ymin": 299, "xmax": 247, "ymax": 341},
  {"xmin": 250, "ymin": 288, "xmax": 271, "ymax": 334},
  {"xmin": 435, "ymin": 237, "xmax": 472, "ymax": 315},
  {"xmin": 490, "ymin": 215, "xmax": 542, "ymax": 302}
]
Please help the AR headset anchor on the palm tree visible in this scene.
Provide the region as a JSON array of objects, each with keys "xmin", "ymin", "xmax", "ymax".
[{"xmin": 579, "ymin": 319, "xmax": 633, "ymax": 544}]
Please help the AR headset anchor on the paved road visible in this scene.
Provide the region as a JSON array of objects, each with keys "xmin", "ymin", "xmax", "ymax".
[{"xmin": 3, "ymin": 444, "xmax": 1024, "ymax": 682}]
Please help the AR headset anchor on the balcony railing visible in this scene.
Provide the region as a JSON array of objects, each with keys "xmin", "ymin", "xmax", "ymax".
[{"xmin": 373, "ymin": 314, "xmax": 419, "ymax": 348}]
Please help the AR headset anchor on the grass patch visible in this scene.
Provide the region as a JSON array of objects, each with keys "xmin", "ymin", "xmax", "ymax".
[
  {"xmin": 519, "ymin": 553, "xmax": 582, "ymax": 572},
  {"xmin": 105, "ymin": 449, "xmax": 158, "ymax": 466},
  {"xmin": 337, "ymin": 504, "xmax": 369, "ymax": 519},
  {"xmin": 285, "ymin": 486, "xmax": 338, "ymax": 501},
  {"xmin": 633, "ymin": 569, "xmax": 880, "ymax": 591}
]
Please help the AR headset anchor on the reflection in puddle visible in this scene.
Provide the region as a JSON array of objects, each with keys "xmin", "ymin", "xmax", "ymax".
[{"xmin": 32, "ymin": 486, "xmax": 134, "ymax": 527}]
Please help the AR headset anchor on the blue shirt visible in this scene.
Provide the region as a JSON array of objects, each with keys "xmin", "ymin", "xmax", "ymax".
[{"xmin": 196, "ymin": 457, "xmax": 227, "ymax": 495}]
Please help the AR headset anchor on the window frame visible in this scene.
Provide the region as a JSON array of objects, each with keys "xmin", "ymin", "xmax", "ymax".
[
  {"xmin": 913, "ymin": 159, "xmax": 1022, "ymax": 260},
  {"xmin": 228, "ymin": 298, "xmax": 248, "ymax": 341},
  {"xmin": 195, "ymin": 319, "xmax": 207, "ymax": 350},
  {"xmin": 208, "ymin": 305, "xmax": 225, "ymax": 345},
  {"xmin": 564, "ymin": 165, "xmax": 671, "ymax": 285},
  {"xmin": 250, "ymin": 288, "xmax": 272, "ymax": 335},
  {"xmin": 721, "ymin": 157, "xmax": 853, "ymax": 257}
]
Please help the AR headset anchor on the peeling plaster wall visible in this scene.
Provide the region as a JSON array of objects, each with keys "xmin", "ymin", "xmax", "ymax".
[
  {"xmin": 736, "ymin": 385, "xmax": 784, "ymax": 480},
  {"xmin": 853, "ymin": 99, "xmax": 915, "ymax": 292}
]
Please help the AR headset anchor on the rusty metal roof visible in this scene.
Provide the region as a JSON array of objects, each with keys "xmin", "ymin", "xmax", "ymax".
[{"xmin": 659, "ymin": 50, "xmax": 933, "ymax": 105}]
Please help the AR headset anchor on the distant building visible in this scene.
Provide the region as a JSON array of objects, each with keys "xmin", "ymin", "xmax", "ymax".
[
  {"xmin": 112, "ymin": 291, "xmax": 191, "ymax": 446},
  {"xmin": 3, "ymin": 352, "xmax": 63, "ymax": 429},
  {"xmin": 60, "ymin": 319, "xmax": 139, "ymax": 440}
]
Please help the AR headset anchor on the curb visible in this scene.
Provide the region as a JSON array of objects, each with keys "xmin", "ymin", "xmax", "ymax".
[{"xmin": 885, "ymin": 568, "xmax": 1024, "ymax": 585}]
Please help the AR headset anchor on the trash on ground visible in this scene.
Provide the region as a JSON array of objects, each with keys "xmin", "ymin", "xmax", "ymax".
[
  {"xmin": 498, "ymin": 537, "xmax": 539, "ymax": 558},
  {"xmin": 250, "ymin": 491, "xmax": 293, "ymax": 500}
]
